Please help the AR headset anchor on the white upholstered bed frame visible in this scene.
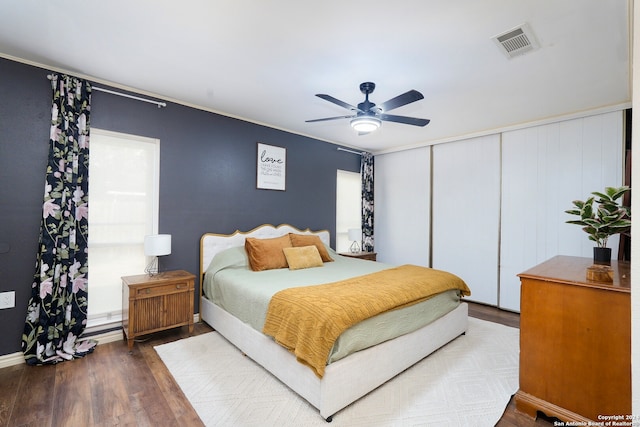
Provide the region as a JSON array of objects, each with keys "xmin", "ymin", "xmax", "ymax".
[{"xmin": 199, "ymin": 224, "xmax": 468, "ymax": 422}]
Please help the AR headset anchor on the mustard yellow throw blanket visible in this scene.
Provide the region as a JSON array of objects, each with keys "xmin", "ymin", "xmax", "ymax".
[{"xmin": 262, "ymin": 264, "xmax": 471, "ymax": 378}]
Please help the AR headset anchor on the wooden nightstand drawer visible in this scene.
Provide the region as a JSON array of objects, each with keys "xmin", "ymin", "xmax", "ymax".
[
  {"xmin": 135, "ymin": 281, "xmax": 191, "ymax": 297},
  {"xmin": 339, "ymin": 251, "xmax": 377, "ymax": 261}
]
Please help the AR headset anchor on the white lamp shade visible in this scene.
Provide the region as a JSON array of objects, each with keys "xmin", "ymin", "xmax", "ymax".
[
  {"xmin": 348, "ymin": 228, "xmax": 361, "ymax": 241},
  {"xmin": 144, "ymin": 234, "xmax": 172, "ymax": 256}
]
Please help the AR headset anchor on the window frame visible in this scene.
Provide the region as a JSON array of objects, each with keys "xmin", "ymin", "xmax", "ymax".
[{"xmin": 335, "ymin": 169, "xmax": 362, "ymax": 253}]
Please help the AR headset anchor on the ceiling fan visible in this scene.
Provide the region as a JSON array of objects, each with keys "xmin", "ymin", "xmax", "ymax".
[{"xmin": 306, "ymin": 82, "xmax": 430, "ymax": 133}]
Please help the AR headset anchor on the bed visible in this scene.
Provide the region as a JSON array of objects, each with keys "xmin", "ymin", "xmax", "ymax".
[{"xmin": 199, "ymin": 224, "xmax": 469, "ymax": 422}]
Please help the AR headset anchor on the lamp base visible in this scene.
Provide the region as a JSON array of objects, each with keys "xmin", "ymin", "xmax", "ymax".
[
  {"xmin": 145, "ymin": 257, "xmax": 159, "ymax": 276},
  {"xmin": 350, "ymin": 241, "xmax": 361, "ymax": 253}
]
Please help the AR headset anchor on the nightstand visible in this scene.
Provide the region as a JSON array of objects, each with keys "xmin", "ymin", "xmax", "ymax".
[
  {"xmin": 122, "ymin": 270, "xmax": 195, "ymax": 351},
  {"xmin": 339, "ymin": 251, "xmax": 377, "ymax": 261}
]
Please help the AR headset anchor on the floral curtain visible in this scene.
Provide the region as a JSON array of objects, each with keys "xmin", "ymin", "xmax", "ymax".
[
  {"xmin": 361, "ymin": 152, "xmax": 374, "ymax": 252},
  {"xmin": 22, "ymin": 74, "xmax": 96, "ymax": 365}
]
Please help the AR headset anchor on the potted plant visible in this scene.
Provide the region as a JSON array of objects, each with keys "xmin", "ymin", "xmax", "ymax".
[{"xmin": 565, "ymin": 186, "xmax": 631, "ymax": 264}]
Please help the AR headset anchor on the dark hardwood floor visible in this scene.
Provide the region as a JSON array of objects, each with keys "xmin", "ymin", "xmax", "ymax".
[{"xmin": 0, "ymin": 302, "xmax": 556, "ymax": 427}]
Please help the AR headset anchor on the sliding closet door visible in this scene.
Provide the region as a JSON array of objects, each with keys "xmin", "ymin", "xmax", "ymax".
[
  {"xmin": 500, "ymin": 111, "xmax": 625, "ymax": 311},
  {"xmin": 374, "ymin": 147, "xmax": 430, "ymax": 266},
  {"xmin": 432, "ymin": 135, "xmax": 501, "ymax": 306}
]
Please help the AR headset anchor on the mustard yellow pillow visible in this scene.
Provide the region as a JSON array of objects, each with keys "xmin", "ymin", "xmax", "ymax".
[
  {"xmin": 283, "ymin": 246, "xmax": 324, "ymax": 270},
  {"xmin": 289, "ymin": 233, "xmax": 333, "ymax": 262},
  {"xmin": 245, "ymin": 235, "xmax": 292, "ymax": 271}
]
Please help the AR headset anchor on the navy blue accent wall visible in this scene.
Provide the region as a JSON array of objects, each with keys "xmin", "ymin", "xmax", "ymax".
[{"xmin": 0, "ymin": 58, "xmax": 360, "ymax": 357}]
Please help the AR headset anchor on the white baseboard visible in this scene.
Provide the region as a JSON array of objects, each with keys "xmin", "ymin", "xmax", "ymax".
[
  {"xmin": 0, "ymin": 351, "xmax": 25, "ymax": 369},
  {"xmin": 0, "ymin": 329, "xmax": 123, "ymax": 369},
  {"xmin": 92, "ymin": 329, "xmax": 126, "ymax": 345},
  {"xmin": 0, "ymin": 314, "xmax": 200, "ymax": 369}
]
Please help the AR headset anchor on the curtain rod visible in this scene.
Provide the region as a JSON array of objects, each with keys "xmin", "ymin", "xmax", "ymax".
[
  {"xmin": 47, "ymin": 74, "xmax": 167, "ymax": 108},
  {"xmin": 337, "ymin": 147, "xmax": 365, "ymax": 155},
  {"xmin": 92, "ymin": 86, "xmax": 167, "ymax": 108}
]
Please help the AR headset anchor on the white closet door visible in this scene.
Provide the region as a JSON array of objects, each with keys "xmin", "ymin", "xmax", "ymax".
[
  {"xmin": 374, "ymin": 147, "xmax": 430, "ymax": 266},
  {"xmin": 500, "ymin": 111, "xmax": 624, "ymax": 311},
  {"xmin": 432, "ymin": 135, "xmax": 501, "ymax": 306}
]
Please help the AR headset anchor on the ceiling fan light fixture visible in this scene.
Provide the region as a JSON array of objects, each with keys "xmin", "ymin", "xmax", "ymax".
[{"xmin": 350, "ymin": 116, "xmax": 381, "ymax": 133}]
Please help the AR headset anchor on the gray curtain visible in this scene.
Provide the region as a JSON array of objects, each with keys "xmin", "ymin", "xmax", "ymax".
[{"xmin": 361, "ymin": 152, "xmax": 374, "ymax": 252}]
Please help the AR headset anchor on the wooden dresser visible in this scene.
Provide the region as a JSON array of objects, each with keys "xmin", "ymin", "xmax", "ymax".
[
  {"xmin": 515, "ymin": 255, "xmax": 631, "ymax": 422},
  {"xmin": 122, "ymin": 270, "xmax": 195, "ymax": 350}
]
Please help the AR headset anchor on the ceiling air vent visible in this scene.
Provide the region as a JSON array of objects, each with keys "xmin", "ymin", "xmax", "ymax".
[{"xmin": 492, "ymin": 23, "xmax": 539, "ymax": 59}]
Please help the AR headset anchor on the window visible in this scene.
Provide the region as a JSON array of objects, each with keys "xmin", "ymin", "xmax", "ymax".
[
  {"xmin": 336, "ymin": 170, "xmax": 361, "ymax": 252},
  {"xmin": 86, "ymin": 129, "xmax": 160, "ymax": 332}
]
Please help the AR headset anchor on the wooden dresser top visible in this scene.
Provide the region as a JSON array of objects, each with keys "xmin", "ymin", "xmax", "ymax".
[{"xmin": 518, "ymin": 255, "xmax": 630, "ymax": 293}]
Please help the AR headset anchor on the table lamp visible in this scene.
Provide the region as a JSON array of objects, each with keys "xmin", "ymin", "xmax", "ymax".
[
  {"xmin": 348, "ymin": 228, "xmax": 361, "ymax": 253},
  {"xmin": 144, "ymin": 234, "xmax": 171, "ymax": 276}
]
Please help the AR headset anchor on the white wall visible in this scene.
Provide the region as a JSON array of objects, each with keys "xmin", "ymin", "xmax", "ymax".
[{"xmin": 374, "ymin": 147, "xmax": 430, "ymax": 266}]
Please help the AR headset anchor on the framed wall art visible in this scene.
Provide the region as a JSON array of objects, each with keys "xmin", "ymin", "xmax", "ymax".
[{"xmin": 256, "ymin": 142, "xmax": 286, "ymax": 191}]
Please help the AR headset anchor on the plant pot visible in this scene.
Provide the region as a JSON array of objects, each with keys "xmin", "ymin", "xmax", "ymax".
[{"xmin": 593, "ymin": 247, "xmax": 612, "ymax": 265}]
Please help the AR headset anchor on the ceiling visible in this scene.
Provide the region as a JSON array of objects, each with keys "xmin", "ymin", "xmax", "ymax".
[{"xmin": 0, "ymin": 1, "xmax": 631, "ymax": 153}]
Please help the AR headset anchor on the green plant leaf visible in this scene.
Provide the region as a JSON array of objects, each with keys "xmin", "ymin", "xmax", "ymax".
[{"xmin": 565, "ymin": 186, "xmax": 631, "ymax": 248}]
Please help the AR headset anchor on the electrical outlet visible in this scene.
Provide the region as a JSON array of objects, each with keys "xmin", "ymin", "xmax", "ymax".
[{"xmin": 0, "ymin": 291, "xmax": 15, "ymax": 309}]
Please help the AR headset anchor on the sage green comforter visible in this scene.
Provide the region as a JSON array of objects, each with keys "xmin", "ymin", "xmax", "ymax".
[{"xmin": 202, "ymin": 245, "xmax": 463, "ymax": 364}]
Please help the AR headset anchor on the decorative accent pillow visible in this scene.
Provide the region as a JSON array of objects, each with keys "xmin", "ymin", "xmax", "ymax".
[
  {"xmin": 245, "ymin": 235, "xmax": 292, "ymax": 271},
  {"xmin": 282, "ymin": 246, "xmax": 324, "ymax": 270},
  {"xmin": 289, "ymin": 233, "xmax": 334, "ymax": 262}
]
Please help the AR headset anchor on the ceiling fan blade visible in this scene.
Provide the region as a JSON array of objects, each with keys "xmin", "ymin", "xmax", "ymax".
[
  {"xmin": 379, "ymin": 114, "xmax": 430, "ymax": 127},
  {"xmin": 377, "ymin": 90, "xmax": 424, "ymax": 112},
  {"xmin": 305, "ymin": 115, "xmax": 355, "ymax": 123},
  {"xmin": 316, "ymin": 94, "xmax": 361, "ymax": 112}
]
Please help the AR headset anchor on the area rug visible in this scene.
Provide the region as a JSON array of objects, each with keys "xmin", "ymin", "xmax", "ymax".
[{"xmin": 154, "ymin": 317, "xmax": 519, "ymax": 427}]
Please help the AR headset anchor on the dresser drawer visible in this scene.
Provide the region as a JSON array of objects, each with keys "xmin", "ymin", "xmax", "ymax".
[{"xmin": 135, "ymin": 281, "xmax": 191, "ymax": 297}]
